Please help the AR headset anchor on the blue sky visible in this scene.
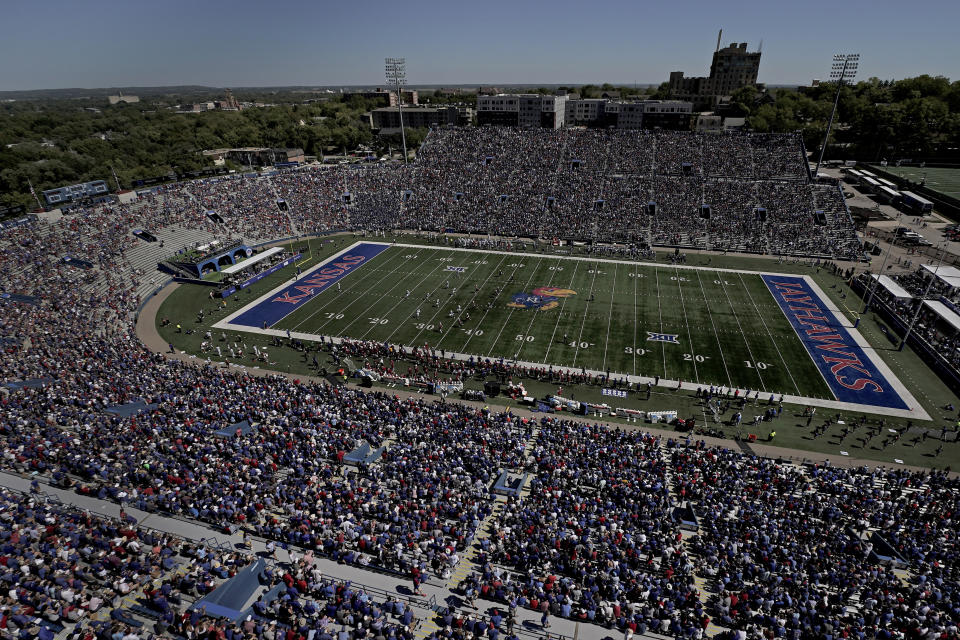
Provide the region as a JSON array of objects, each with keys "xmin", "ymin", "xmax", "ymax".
[{"xmin": 2, "ymin": 0, "xmax": 957, "ymax": 91}]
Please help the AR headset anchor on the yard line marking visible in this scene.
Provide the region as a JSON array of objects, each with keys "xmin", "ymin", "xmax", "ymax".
[
  {"xmin": 334, "ymin": 248, "xmax": 451, "ymax": 338},
  {"xmin": 737, "ymin": 272, "xmax": 802, "ymax": 396},
  {"xmin": 432, "ymin": 253, "xmax": 509, "ymax": 350},
  {"xmin": 717, "ymin": 277, "xmax": 766, "ymax": 391},
  {"xmin": 358, "ymin": 249, "xmax": 475, "ymax": 342},
  {"xmin": 572, "ymin": 261, "xmax": 601, "ymax": 367},
  {"xmin": 286, "ymin": 247, "xmax": 414, "ymax": 334},
  {"xmin": 459, "ymin": 258, "xmax": 531, "ymax": 354},
  {"xmin": 674, "ymin": 266, "xmax": 699, "ymax": 381},
  {"xmin": 543, "ymin": 261, "xmax": 581, "ymax": 363},
  {"xmin": 485, "ymin": 257, "xmax": 545, "ymax": 357},
  {"xmin": 514, "ymin": 258, "xmax": 561, "ymax": 361},
  {"xmin": 601, "ymin": 262, "xmax": 618, "ymax": 372},
  {"xmin": 654, "ymin": 268, "xmax": 667, "ymax": 378},
  {"xmin": 694, "ymin": 270, "xmax": 732, "ymax": 388},
  {"xmin": 393, "ymin": 251, "xmax": 478, "ymax": 345}
]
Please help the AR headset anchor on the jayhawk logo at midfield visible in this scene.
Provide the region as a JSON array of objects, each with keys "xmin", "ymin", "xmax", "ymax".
[{"xmin": 507, "ymin": 287, "xmax": 577, "ymax": 310}]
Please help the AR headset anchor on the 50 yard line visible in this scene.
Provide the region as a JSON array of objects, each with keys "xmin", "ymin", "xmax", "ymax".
[
  {"xmin": 514, "ymin": 259, "xmax": 561, "ymax": 361},
  {"xmin": 485, "ymin": 257, "xmax": 545, "ymax": 357}
]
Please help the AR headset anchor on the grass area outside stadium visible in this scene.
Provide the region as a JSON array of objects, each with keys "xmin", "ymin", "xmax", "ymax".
[
  {"xmin": 156, "ymin": 232, "xmax": 960, "ymax": 469},
  {"xmin": 870, "ymin": 165, "xmax": 960, "ymax": 199}
]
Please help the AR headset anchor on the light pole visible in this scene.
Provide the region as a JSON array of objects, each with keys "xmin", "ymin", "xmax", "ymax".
[
  {"xmin": 385, "ymin": 58, "xmax": 408, "ymax": 164},
  {"xmin": 899, "ymin": 241, "xmax": 947, "ymax": 351},
  {"xmin": 815, "ymin": 53, "xmax": 859, "ymax": 176},
  {"xmin": 862, "ymin": 212, "xmax": 901, "ymax": 312}
]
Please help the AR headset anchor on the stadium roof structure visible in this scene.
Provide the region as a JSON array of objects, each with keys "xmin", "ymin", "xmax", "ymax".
[
  {"xmin": 871, "ymin": 274, "xmax": 912, "ymax": 300},
  {"xmin": 220, "ymin": 246, "xmax": 283, "ymax": 275},
  {"xmin": 923, "ymin": 300, "xmax": 960, "ymax": 333},
  {"xmin": 921, "ymin": 264, "xmax": 960, "ymax": 289}
]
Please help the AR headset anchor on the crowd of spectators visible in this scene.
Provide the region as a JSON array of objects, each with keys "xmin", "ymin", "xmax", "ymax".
[
  {"xmin": 461, "ymin": 421, "xmax": 709, "ymax": 636},
  {"xmin": 0, "ymin": 485, "xmax": 461, "ymax": 640},
  {"xmin": 3, "ymin": 128, "xmax": 860, "ymax": 271},
  {"xmin": 855, "ymin": 266, "xmax": 960, "ymax": 372},
  {"xmin": 0, "ymin": 126, "xmax": 938, "ymax": 640},
  {"xmin": 0, "ymin": 486, "xmax": 250, "ymax": 640},
  {"xmin": 671, "ymin": 442, "xmax": 960, "ymax": 640}
]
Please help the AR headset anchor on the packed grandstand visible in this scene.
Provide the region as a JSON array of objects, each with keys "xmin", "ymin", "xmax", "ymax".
[
  {"xmin": 3, "ymin": 128, "xmax": 957, "ymax": 640},
  {"xmin": 39, "ymin": 128, "xmax": 863, "ymax": 266}
]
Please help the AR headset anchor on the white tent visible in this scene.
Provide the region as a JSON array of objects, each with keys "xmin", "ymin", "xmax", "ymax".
[
  {"xmin": 870, "ymin": 274, "xmax": 912, "ymax": 300},
  {"xmin": 923, "ymin": 300, "xmax": 960, "ymax": 333},
  {"xmin": 921, "ymin": 264, "xmax": 960, "ymax": 289}
]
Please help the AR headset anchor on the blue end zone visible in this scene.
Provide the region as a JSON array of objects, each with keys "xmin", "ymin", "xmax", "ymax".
[
  {"xmin": 230, "ymin": 243, "xmax": 389, "ymax": 329},
  {"xmin": 762, "ymin": 275, "xmax": 908, "ymax": 409}
]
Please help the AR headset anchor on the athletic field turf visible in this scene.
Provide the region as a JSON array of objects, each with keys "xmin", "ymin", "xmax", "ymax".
[
  {"xmin": 213, "ymin": 242, "xmax": 920, "ymax": 414},
  {"xmin": 871, "ymin": 165, "xmax": 960, "ymax": 199}
]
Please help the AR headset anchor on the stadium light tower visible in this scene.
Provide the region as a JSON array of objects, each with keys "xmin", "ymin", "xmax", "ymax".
[
  {"xmin": 815, "ymin": 53, "xmax": 859, "ymax": 176},
  {"xmin": 385, "ymin": 57, "xmax": 408, "ymax": 164}
]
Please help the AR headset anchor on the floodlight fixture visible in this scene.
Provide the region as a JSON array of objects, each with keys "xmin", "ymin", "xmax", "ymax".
[{"xmin": 815, "ymin": 53, "xmax": 861, "ymax": 175}]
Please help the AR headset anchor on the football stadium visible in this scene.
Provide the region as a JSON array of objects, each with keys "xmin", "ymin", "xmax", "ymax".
[{"xmin": 3, "ymin": 127, "xmax": 960, "ymax": 640}]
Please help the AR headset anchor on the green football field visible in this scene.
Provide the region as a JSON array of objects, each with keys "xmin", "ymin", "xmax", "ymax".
[
  {"xmin": 871, "ymin": 165, "xmax": 960, "ymax": 199},
  {"xmin": 271, "ymin": 245, "xmax": 834, "ymax": 398}
]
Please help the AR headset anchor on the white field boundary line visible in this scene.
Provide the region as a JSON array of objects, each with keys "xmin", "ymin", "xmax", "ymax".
[
  {"xmin": 215, "ymin": 240, "xmax": 390, "ymax": 330},
  {"xmin": 804, "ymin": 275, "xmax": 926, "ymax": 419},
  {"xmin": 212, "ymin": 243, "xmax": 929, "ymax": 420}
]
